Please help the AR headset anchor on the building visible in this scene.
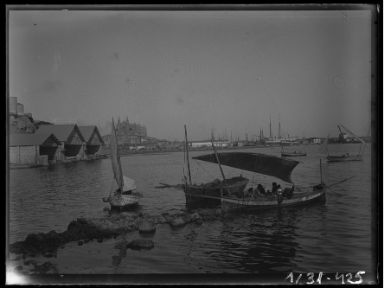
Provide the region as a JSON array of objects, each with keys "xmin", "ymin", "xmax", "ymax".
[
  {"xmin": 9, "ymin": 97, "xmax": 36, "ymax": 134},
  {"xmin": 35, "ymin": 124, "xmax": 85, "ymax": 161},
  {"xmin": 78, "ymin": 126, "xmax": 105, "ymax": 159},
  {"xmin": 9, "ymin": 133, "xmax": 61, "ymax": 166},
  {"xmin": 190, "ymin": 140, "xmax": 230, "ymax": 149},
  {"xmin": 9, "ymin": 114, "xmax": 36, "ymax": 134}
]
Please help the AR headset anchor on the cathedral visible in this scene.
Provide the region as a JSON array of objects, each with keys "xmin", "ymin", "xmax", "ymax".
[{"xmin": 115, "ymin": 117, "xmax": 147, "ymax": 145}]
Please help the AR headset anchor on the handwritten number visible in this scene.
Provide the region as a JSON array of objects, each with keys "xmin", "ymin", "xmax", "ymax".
[
  {"xmin": 285, "ymin": 272, "xmax": 294, "ymax": 283},
  {"xmin": 316, "ymin": 272, "xmax": 323, "ymax": 285},
  {"xmin": 295, "ymin": 273, "xmax": 302, "ymax": 284},
  {"xmin": 348, "ymin": 271, "xmax": 365, "ymax": 284},
  {"xmin": 306, "ymin": 272, "xmax": 315, "ymax": 284},
  {"xmin": 335, "ymin": 272, "xmax": 345, "ymax": 284}
]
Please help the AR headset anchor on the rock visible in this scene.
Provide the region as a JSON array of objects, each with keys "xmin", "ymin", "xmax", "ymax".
[
  {"xmin": 170, "ymin": 217, "xmax": 186, "ymax": 228},
  {"xmin": 190, "ymin": 212, "xmax": 201, "ymax": 222},
  {"xmin": 43, "ymin": 251, "xmax": 55, "ymax": 258},
  {"xmin": 195, "ymin": 218, "xmax": 203, "ymax": 225},
  {"xmin": 215, "ymin": 209, "xmax": 222, "ymax": 217},
  {"xmin": 153, "ymin": 215, "xmax": 167, "ymax": 224},
  {"xmin": 97, "ymin": 238, "xmax": 103, "ymax": 243},
  {"xmin": 138, "ymin": 220, "xmax": 156, "ymax": 234},
  {"xmin": 78, "ymin": 240, "xmax": 83, "ymax": 246},
  {"xmin": 126, "ymin": 239, "xmax": 154, "ymax": 250}
]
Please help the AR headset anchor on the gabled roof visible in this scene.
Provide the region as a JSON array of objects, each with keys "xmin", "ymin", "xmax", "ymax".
[
  {"xmin": 35, "ymin": 124, "xmax": 84, "ymax": 142},
  {"xmin": 78, "ymin": 125, "xmax": 104, "ymax": 144},
  {"xmin": 9, "ymin": 133, "xmax": 60, "ymax": 146}
]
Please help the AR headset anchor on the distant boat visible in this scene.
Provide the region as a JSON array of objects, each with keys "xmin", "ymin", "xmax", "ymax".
[
  {"xmin": 281, "ymin": 151, "xmax": 307, "ymax": 157},
  {"xmin": 103, "ymin": 118, "xmax": 139, "ymax": 211},
  {"xmin": 183, "ymin": 125, "xmax": 249, "ymax": 209},
  {"xmin": 326, "ymin": 125, "xmax": 366, "ymax": 163},
  {"xmin": 281, "ymin": 145, "xmax": 307, "ymax": 157},
  {"xmin": 193, "ymin": 152, "xmax": 326, "ymax": 213}
]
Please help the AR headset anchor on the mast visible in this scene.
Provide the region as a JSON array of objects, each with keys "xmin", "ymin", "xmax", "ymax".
[
  {"xmin": 110, "ymin": 118, "xmax": 124, "ymax": 192},
  {"xmin": 320, "ymin": 159, "xmax": 323, "ymax": 184},
  {"xmin": 269, "ymin": 115, "xmax": 272, "ymax": 139},
  {"xmin": 184, "ymin": 125, "xmax": 192, "ymax": 185},
  {"xmin": 211, "ymin": 132, "xmax": 226, "ymax": 182}
]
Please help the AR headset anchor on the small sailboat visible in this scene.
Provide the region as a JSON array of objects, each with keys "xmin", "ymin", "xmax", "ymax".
[
  {"xmin": 103, "ymin": 118, "xmax": 139, "ymax": 211},
  {"xmin": 326, "ymin": 125, "xmax": 365, "ymax": 163},
  {"xmin": 192, "ymin": 152, "xmax": 326, "ymax": 213}
]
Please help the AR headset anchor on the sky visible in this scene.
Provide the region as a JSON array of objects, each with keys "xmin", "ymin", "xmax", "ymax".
[{"xmin": 9, "ymin": 8, "xmax": 374, "ymax": 140}]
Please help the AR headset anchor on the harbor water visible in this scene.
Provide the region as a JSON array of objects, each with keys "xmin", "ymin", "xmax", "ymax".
[{"xmin": 8, "ymin": 144, "xmax": 375, "ymax": 280}]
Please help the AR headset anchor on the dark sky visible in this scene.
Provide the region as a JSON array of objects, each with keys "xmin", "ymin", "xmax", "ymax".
[{"xmin": 9, "ymin": 9, "xmax": 373, "ymax": 140}]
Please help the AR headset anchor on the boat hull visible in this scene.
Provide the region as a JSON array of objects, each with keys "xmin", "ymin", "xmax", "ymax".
[
  {"xmin": 184, "ymin": 176, "xmax": 249, "ymax": 209},
  {"xmin": 281, "ymin": 152, "xmax": 307, "ymax": 157},
  {"xmin": 108, "ymin": 193, "xmax": 140, "ymax": 211},
  {"xmin": 327, "ymin": 154, "xmax": 362, "ymax": 162},
  {"xmin": 221, "ymin": 185, "xmax": 326, "ymax": 213}
]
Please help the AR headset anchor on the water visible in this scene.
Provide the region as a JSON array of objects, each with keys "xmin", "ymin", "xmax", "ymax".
[{"xmin": 8, "ymin": 144, "xmax": 376, "ymax": 280}]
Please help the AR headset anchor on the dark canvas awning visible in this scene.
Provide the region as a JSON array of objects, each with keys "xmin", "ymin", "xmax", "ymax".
[{"xmin": 193, "ymin": 152, "xmax": 299, "ymax": 183}]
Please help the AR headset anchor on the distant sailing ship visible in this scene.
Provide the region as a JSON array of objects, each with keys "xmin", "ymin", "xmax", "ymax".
[
  {"xmin": 103, "ymin": 118, "xmax": 140, "ymax": 211},
  {"xmin": 326, "ymin": 125, "xmax": 366, "ymax": 163}
]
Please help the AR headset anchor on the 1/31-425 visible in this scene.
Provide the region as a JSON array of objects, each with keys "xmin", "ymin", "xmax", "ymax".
[{"xmin": 285, "ymin": 271, "xmax": 365, "ymax": 285}]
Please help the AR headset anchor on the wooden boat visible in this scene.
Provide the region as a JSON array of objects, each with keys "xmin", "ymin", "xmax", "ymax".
[
  {"xmin": 220, "ymin": 184, "xmax": 326, "ymax": 212},
  {"xmin": 326, "ymin": 124, "xmax": 366, "ymax": 163},
  {"xmin": 281, "ymin": 151, "xmax": 307, "ymax": 157},
  {"xmin": 192, "ymin": 151, "xmax": 327, "ymax": 213},
  {"xmin": 183, "ymin": 125, "xmax": 249, "ymax": 208},
  {"xmin": 326, "ymin": 154, "xmax": 362, "ymax": 162},
  {"xmin": 281, "ymin": 143, "xmax": 306, "ymax": 157},
  {"xmin": 184, "ymin": 176, "xmax": 249, "ymax": 208},
  {"xmin": 102, "ymin": 118, "xmax": 139, "ymax": 211}
]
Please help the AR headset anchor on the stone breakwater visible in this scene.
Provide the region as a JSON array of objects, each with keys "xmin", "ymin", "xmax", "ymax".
[{"xmin": 9, "ymin": 208, "xmax": 226, "ymax": 257}]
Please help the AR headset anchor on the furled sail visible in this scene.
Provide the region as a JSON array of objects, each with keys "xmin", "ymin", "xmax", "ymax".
[
  {"xmin": 110, "ymin": 119, "xmax": 124, "ymax": 191},
  {"xmin": 193, "ymin": 152, "xmax": 299, "ymax": 183}
]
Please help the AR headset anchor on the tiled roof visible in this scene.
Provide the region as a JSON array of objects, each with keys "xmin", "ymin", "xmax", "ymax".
[
  {"xmin": 35, "ymin": 124, "xmax": 81, "ymax": 142},
  {"xmin": 9, "ymin": 133, "xmax": 60, "ymax": 146},
  {"xmin": 78, "ymin": 125, "xmax": 104, "ymax": 144},
  {"xmin": 78, "ymin": 126, "xmax": 95, "ymax": 141}
]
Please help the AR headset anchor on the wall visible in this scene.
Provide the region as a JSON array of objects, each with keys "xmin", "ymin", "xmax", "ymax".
[
  {"xmin": 9, "ymin": 97, "xmax": 17, "ymax": 114},
  {"xmin": 17, "ymin": 103, "xmax": 24, "ymax": 115},
  {"xmin": 9, "ymin": 145, "xmax": 39, "ymax": 165}
]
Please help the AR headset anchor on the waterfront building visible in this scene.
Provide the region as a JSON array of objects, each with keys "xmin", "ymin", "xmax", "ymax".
[
  {"xmin": 9, "ymin": 114, "xmax": 36, "ymax": 134},
  {"xmin": 9, "ymin": 97, "xmax": 36, "ymax": 134},
  {"xmin": 190, "ymin": 140, "xmax": 230, "ymax": 149},
  {"xmin": 35, "ymin": 124, "xmax": 85, "ymax": 162},
  {"xmin": 78, "ymin": 126, "xmax": 105, "ymax": 159},
  {"xmin": 9, "ymin": 133, "xmax": 61, "ymax": 166}
]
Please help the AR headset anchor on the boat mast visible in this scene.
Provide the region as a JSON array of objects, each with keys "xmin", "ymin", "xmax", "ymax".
[
  {"xmin": 184, "ymin": 125, "xmax": 192, "ymax": 185},
  {"xmin": 211, "ymin": 132, "xmax": 226, "ymax": 182},
  {"xmin": 320, "ymin": 159, "xmax": 323, "ymax": 184},
  {"xmin": 340, "ymin": 124, "xmax": 366, "ymax": 156}
]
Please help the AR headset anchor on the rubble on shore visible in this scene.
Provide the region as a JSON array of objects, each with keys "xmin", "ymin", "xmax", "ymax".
[{"xmin": 9, "ymin": 208, "xmax": 223, "ymax": 258}]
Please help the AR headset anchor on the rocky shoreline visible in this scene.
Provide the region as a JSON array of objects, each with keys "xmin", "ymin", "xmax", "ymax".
[{"xmin": 8, "ymin": 208, "xmax": 227, "ymax": 274}]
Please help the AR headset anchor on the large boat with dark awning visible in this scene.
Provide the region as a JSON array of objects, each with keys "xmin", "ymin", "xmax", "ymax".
[{"xmin": 190, "ymin": 151, "xmax": 326, "ymax": 212}]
